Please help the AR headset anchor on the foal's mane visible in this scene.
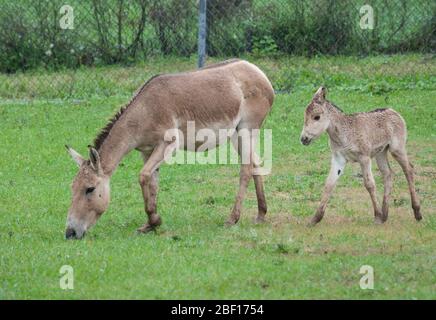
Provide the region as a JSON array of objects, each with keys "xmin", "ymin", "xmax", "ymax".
[
  {"xmin": 93, "ymin": 74, "xmax": 161, "ymax": 150},
  {"xmin": 330, "ymin": 103, "xmax": 344, "ymax": 113}
]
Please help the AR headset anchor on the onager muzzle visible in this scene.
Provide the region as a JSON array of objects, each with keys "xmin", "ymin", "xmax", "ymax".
[
  {"xmin": 65, "ymin": 213, "xmax": 88, "ymax": 240},
  {"xmin": 65, "ymin": 226, "xmax": 81, "ymax": 240}
]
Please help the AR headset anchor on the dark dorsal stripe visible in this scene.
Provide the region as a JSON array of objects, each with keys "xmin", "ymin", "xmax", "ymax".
[
  {"xmin": 200, "ymin": 58, "xmax": 241, "ymax": 70},
  {"xmin": 369, "ymin": 108, "xmax": 388, "ymax": 113},
  {"xmin": 93, "ymin": 74, "xmax": 161, "ymax": 151}
]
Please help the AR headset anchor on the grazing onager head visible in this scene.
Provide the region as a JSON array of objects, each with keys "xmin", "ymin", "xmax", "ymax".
[
  {"xmin": 65, "ymin": 146, "xmax": 110, "ymax": 239},
  {"xmin": 300, "ymin": 86, "xmax": 338, "ymax": 146}
]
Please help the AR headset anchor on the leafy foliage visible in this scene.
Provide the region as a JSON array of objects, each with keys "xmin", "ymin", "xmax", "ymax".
[{"xmin": 0, "ymin": 0, "xmax": 434, "ymax": 72}]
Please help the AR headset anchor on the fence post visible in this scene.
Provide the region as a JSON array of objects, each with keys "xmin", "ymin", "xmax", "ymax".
[{"xmin": 197, "ymin": 0, "xmax": 207, "ymax": 68}]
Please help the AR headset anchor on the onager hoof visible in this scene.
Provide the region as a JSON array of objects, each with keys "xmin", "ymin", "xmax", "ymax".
[
  {"xmin": 137, "ymin": 224, "xmax": 157, "ymax": 234},
  {"xmin": 137, "ymin": 214, "xmax": 162, "ymax": 233}
]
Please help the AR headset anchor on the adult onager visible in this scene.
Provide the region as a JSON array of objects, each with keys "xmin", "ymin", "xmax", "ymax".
[
  {"xmin": 300, "ymin": 86, "xmax": 422, "ymax": 226},
  {"xmin": 65, "ymin": 59, "xmax": 274, "ymax": 239}
]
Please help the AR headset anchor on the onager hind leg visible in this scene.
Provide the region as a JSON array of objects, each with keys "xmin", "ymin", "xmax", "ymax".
[
  {"xmin": 252, "ymin": 152, "xmax": 267, "ymax": 223},
  {"xmin": 230, "ymin": 132, "xmax": 267, "ymax": 224},
  {"xmin": 359, "ymin": 157, "xmax": 384, "ymax": 224},
  {"xmin": 390, "ymin": 146, "xmax": 422, "ymax": 221},
  {"xmin": 375, "ymin": 149, "xmax": 393, "ymax": 222},
  {"xmin": 310, "ymin": 152, "xmax": 346, "ymax": 226},
  {"xmin": 226, "ymin": 126, "xmax": 257, "ymax": 226},
  {"xmin": 138, "ymin": 139, "xmax": 179, "ymax": 233}
]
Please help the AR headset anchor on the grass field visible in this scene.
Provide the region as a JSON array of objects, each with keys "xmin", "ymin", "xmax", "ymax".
[{"xmin": 0, "ymin": 55, "xmax": 435, "ymax": 299}]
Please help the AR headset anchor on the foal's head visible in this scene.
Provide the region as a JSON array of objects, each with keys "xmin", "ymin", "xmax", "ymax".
[
  {"xmin": 300, "ymin": 86, "xmax": 332, "ymax": 146},
  {"xmin": 65, "ymin": 146, "xmax": 110, "ymax": 239}
]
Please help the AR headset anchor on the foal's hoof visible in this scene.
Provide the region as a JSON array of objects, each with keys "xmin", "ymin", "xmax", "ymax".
[
  {"xmin": 225, "ymin": 221, "xmax": 236, "ymax": 227},
  {"xmin": 307, "ymin": 216, "xmax": 321, "ymax": 227},
  {"xmin": 255, "ymin": 215, "xmax": 266, "ymax": 224},
  {"xmin": 414, "ymin": 208, "xmax": 422, "ymax": 221},
  {"xmin": 374, "ymin": 216, "xmax": 385, "ymax": 225}
]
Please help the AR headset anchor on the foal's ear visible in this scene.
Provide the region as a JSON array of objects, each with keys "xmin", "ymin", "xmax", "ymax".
[
  {"xmin": 88, "ymin": 146, "xmax": 102, "ymax": 174},
  {"xmin": 65, "ymin": 145, "xmax": 85, "ymax": 167},
  {"xmin": 314, "ymin": 86, "xmax": 327, "ymax": 101}
]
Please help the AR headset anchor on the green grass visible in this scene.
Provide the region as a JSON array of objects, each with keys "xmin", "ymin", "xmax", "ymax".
[
  {"xmin": 0, "ymin": 55, "xmax": 435, "ymax": 299},
  {"xmin": 1, "ymin": 54, "xmax": 435, "ymax": 99}
]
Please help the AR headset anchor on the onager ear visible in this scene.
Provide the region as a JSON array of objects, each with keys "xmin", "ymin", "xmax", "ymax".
[
  {"xmin": 88, "ymin": 146, "xmax": 103, "ymax": 174},
  {"xmin": 65, "ymin": 145, "xmax": 85, "ymax": 167},
  {"xmin": 314, "ymin": 86, "xmax": 327, "ymax": 101}
]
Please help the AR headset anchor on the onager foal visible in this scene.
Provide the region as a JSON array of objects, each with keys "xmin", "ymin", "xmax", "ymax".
[
  {"xmin": 300, "ymin": 87, "xmax": 422, "ymax": 226},
  {"xmin": 65, "ymin": 59, "xmax": 274, "ymax": 239}
]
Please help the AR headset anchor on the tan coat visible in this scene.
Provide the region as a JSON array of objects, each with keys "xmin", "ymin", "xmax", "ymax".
[{"xmin": 66, "ymin": 59, "xmax": 275, "ymax": 239}]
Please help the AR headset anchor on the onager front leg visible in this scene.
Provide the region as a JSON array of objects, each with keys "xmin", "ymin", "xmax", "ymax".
[
  {"xmin": 310, "ymin": 152, "xmax": 346, "ymax": 226},
  {"xmin": 359, "ymin": 157, "xmax": 383, "ymax": 224},
  {"xmin": 138, "ymin": 138, "xmax": 178, "ymax": 233},
  {"xmin": 144, "ymin": 169, "xmax": 160, "ymax": 223}
]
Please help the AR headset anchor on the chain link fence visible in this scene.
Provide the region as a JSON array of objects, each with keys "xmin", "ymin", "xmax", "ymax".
[{"xmin": 0, "ymin": 0, "xmax": 435, "ymax": 99}]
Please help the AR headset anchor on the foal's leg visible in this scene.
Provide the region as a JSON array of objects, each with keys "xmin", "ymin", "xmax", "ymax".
[
  {"xmin": 390, "ymin": 147, "xmax": 422, "ymax": 221},
  {"xmin": 359, "ymin": 156, "xmax": 383, "ymax": 224},
  {"xmin": 310, "ymin": 152, "xmax": 346, "ymax": 226},
  {"xmin": 375, "ymin": 150, "xmax": 393, "ymax": 222}
]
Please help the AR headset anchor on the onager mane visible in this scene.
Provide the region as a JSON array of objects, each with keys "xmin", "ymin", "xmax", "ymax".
[
  {"xmin": 93, "ymin": 106, "xmax": 127, "ymax": 151},
  {"xmin": 93, "ymin": 74, "xmax": 161, "ymax": 150}
]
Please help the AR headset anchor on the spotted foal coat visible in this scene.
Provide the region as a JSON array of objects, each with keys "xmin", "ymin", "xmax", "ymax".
[{"xmin": 300, "ymin": 86, "xmax": 422, "ymax": 225}]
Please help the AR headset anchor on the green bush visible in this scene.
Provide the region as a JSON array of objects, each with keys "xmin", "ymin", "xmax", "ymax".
[
  {"xmin": 252, "ymin": 36, "xmax": 279, "ymax": 57},
  {"xmin": 0, "ymin": 0, "xmax": 434, "ymax": 72}
]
